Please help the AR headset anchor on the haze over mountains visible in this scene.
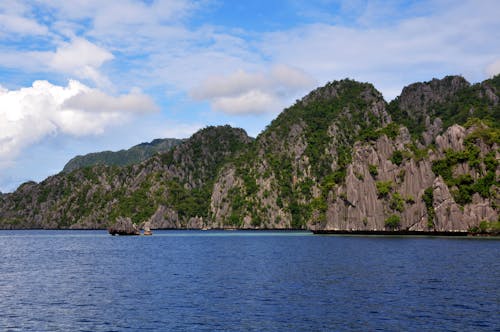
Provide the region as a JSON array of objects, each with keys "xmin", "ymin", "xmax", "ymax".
[
  {"xmin": 62, "ymin": 138, "xmax": 183, "ymax": 173},
  {"xmin": 0, "ymin": 75, "xmax": 498, "ymax": 233}
]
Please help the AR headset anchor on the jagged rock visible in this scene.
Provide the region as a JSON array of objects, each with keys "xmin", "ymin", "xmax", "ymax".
[
  {"xmin": 422, "ymin": 117, "xmax": 443, "ymax": 145},
  {"xmin": 0, "ymin": 76, "xmax": 498, "ymax": 233},
  {"xmin": 108, "ymin": 217, "xmax": 139, "ymax": 235},
  {"xmin": 149, "ymin": 206, "xmax": 181, "ymax": 229},
  {"xmin": 435, "ymin": 124, "xmax": 466, "ymax": 151},
  {"xmin": 186, "ymin": 217, "xmax": 204, "ymax": 229},
  {"xmin": 398, "ymin": 76, "xmax": 470, "ymax": 116}
]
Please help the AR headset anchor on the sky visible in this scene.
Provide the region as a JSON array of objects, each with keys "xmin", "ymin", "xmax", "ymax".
[{"xmin": 0, "ymin": 0, "xmax": 499, "ymax": 192}]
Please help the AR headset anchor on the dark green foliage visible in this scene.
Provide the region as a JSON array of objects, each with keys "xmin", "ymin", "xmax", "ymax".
[
  {"xmin": 320, "ymin": 174, "xmax": 337, "ymax": 198},
  {"xmin": 228, "ymin": 214, "xmax": 240, "ymax": 226},
  {"xmin": 469, "ymin": 220, "xmax": 500, "ymax": 234},
  {"xmin": 242, "ymin": 173, "xmax": 258, "ymax": 196},
  {"xmin": 360, "ymin": 121, "xmax": 400, "ymax": 142},
  {"xmin": 484, "ymin": 152, "xmax": 498, "ymax": 172},
  {"xmin": 464, "ymin": 122, "xmax": 500, "ymax": 146},
  {"xmin": 2, "ymin": 76, "xmax": 499, "ymax": 231},
  {"xmin": 389, "ymin": 192, "xmax": 405, "ymax": 212},
  {"xmin": 310, "ymin": 197, "xmax": 327, "ymax": 213},
  {"xmin": 390, "ymin": 150, "xmax": 404, "ymax": 166},
  {"xmin": 431, "ymin": 158, "xmax": 453, "ymax": 184},
  {"xmin": 378, "ymin": 123, "xmax": 400, "ymax": 139},
  {"xmin": 405, "ymin": 195, "xmax": 415, "ymax": 204},
  {"xmin": 396, "ymin": 169, "xmax": 406, "ymax": 183},
  {"xmin": 81, "ymin": 167, "xmax": 99, "ymax": 184},
  {"xmin": 368, "ymin": 164, "xmax": 378, "ymax": 177},
  {"xmin": 388, "ymin": 76, "xmax": 500, "ymax": 138},
  {"xmin": 63, "ymin": 138, "xmax": 182, "ymax": 172},
  {"xmin": 432, "ymin": 133, "xmax": 498, "ymax": 205},
  {"xmin": 407, "ymin": 143, "xmax": 429, "ymax": 162},
  {"xmin": 384, "ymin": 215, "xmax": 401, "ymax": 229},
  {"xmin": 472, "ymin": 171, "xmax": 496, "ymax": 199},
  {"xmin": 265, "ymin": 79, "xmax": 384, "ymax": 182},
  {"xmin": 251, "ymin": 214, "xmax": 262, "ymax": 227},
  {"xmin": 288, "ymin": 200, "xmax": 310, "ymax": 229},
  {"xmin": 422, "ymin": 187, "xmax": 435, "ymax": 228},
  {"xmin": 299, "ymin": 178, "xmax": 314, "ymax": 196},
  {"xmin": 376, "ymin": 181, "xmax": 393, "ymax": 198},
  {"xmin": 37, "ymin": 186, "xmax": 51, "ymax": 204}
]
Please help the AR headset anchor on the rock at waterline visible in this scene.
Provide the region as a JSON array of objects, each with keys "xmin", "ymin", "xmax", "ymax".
[
  {"xmin": 143, "ymin": 221, "xmax": 152, "ymax": 236},
  {"xmin": 108, "ymin": 217, "xmax": 140, "ymax": 236}
]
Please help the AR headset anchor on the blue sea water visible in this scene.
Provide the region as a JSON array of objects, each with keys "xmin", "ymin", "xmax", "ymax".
[{"xmin": 0, "ymin": 230, "xmax": 498, "ymax": 331}]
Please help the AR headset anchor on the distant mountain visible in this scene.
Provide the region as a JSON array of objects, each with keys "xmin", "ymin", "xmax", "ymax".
[
  {"xmin": 1, "ymin": 75, "xmax": 498, "ymax": 233},
  {"xmin": 62, "ymin": 138, "xmax": 183, "ymax": 172}
]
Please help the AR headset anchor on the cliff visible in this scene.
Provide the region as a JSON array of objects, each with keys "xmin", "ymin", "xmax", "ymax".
[{"xmin": 0, "ymin": 75, "xmax": 498, "ymax": 232}]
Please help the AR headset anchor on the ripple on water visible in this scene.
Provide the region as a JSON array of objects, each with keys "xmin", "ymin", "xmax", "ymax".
[{"xmin": 0, "ymin": 230, "xmax": 498, "ymax": 331}]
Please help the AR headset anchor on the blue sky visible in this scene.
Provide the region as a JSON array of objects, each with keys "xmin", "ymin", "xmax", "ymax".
[{"xmin": 0, "ymin": 0, "xmax": 499, "ymax": 192}]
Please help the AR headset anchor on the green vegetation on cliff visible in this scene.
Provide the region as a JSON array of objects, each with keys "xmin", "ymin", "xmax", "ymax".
[
  {"xmin": 0, "ymin": 75, "xmax": 498, "ymax": 231},
  {"xmin": 63, "ymin": 138, "xmax": 183, "ymax": 172}
]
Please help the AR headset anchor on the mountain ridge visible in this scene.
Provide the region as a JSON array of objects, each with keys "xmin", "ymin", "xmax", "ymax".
[
  {"xmin": 1, "ymin": 75, "xmax": 498, "ymax": 233},
  {"xmin": 62, "ymin": 138, "xmax": 184, "ymax": 172}
]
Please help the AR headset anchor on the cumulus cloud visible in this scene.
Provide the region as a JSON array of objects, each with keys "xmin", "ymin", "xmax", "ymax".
[
  {"xmin": 192, "ymin": 65, "xmax": 315, "ymax": 114},
  {"xmin": 0, "ymin": 80, "xmax": 158, "ymax": 165}
]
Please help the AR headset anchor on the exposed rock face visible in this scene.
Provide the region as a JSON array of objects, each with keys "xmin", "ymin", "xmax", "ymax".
[
  {"xmin": 148, "ymin": 206, "xmax": 180, "ymax": 229},
  {"xmin": 0, "ymin": 126, "xmax": 252, "ymax": 230},
  {"xmin": 398, "ymin": 76, "xmax": 470, "ymax": 116},
  {"xmin": 316, "ymin": 124, "xmax": 498, "ymax": 231},
  {"xmin": 0, "ymin": 75, "xmax": 498, "ymax": 233},
  {"xmin": 108, "ymin": 217, "xmax": 139, "ymax": 235}
]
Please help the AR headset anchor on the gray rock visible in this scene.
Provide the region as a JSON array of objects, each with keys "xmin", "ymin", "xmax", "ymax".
[{"xmin": 108, "ymin": 217, "xmax": 139, "ymax": 235}]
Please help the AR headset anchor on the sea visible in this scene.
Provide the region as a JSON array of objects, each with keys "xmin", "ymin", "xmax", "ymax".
[{"xmin": 0, "ymin": 230, "xmax": 498, "ymax": 331}]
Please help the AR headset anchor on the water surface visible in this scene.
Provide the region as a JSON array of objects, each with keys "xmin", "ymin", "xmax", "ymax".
[{"xmin": 0, "ymin": 230, "xmax": 498, "ymax": 331}]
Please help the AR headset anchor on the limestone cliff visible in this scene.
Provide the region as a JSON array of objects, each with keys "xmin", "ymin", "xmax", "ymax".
[
  {"xmin": 0, "ymin": 75, "xmax": 498, "ymax": 232},
  {"xmin": 208, "ymin": 76, "xmax": 499, "ymax": 232}
]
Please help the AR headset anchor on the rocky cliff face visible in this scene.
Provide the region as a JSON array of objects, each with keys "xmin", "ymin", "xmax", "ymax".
[
  {"xmin": 207, "ymin": 77, "xmax": 498, "ymax": 231},
  {"xmin": 317, "ymin": 124, "xmax": 498, "ymax": 231},
  {"xmin": 0, "ymin": 126, "xmax": 252, "ymax": 229},
  {"xmin": 0, "ymin": 75, "xmax": 498, "ymax": 232}
]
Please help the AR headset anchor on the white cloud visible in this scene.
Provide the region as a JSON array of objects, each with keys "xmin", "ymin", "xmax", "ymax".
[
  {"xmin": 0, "ymin": 37, "xmax": 114, "ymax": 88},
  {"xmin": 0, "ymin": 0, "xmax": 48, "ymax": 36},
  {"xmin": 50, "ymin": 38, "xmax": 114, "ymax": 87},
  {"xmin": 486, "ymin": 59, "xmax": 500, "ymax": 77},
  {"xmin": 259, "ymin": 1, "xmax": 500, "ymax": 99},
  {"xmin": 0, "ymin": 80, "xmax": 158, "ymax": 166},
  {"xmin": 0, "ymin": 13, "xmax": 48, "ymax": 35},
  {"xmin": 192, "ymin": 65, "xmax": 315, "ymax": 114},
  {"xmin": 162, "ymin": 122, "xmax": 204, "ymax": 138},
  {"xmin": 63, "ymin": 88, "xmax": 158, "ymax": 113},
  {"xmin": 212, "ymin": 90, "xmax": 279, "ymax": 115}
]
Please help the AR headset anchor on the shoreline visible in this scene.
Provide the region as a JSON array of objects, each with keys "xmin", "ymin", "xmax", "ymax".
[
  {"xmin": 311, "ymin": 229, "xmax": 499, "ymax": 237},
  {"xmin": 0, "ymin": 228, "xmax": 498, "ymax": 237}
]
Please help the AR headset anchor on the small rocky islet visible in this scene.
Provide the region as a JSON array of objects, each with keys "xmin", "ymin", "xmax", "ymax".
[{"xmin": 0, "ymin": 75, "xmax": 498, "ymax": 235}]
